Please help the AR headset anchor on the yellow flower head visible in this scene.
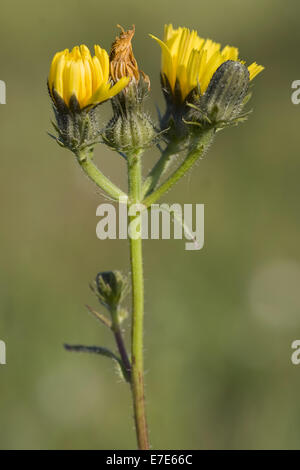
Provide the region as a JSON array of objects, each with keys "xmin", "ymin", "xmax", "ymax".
[
  {"xmin": 150, "ymin": 24, "xmax": 264, "ymax": 102},
  {"xmin": 48, "ymin": 44, "xmax": 130, "ymax": 110}
]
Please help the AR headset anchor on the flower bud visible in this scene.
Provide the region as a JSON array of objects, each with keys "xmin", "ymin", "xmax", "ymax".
[
  {"xmin": 105, "ymin": 106, "xmax": 155, "ymax": 153},
  {"xmin": 49, "ymin": 97, "xmax": 99, "ymax": 156},
  {"xmin": 47, "ymin": 44, "xmax": 129, "ymax": 155},
  {"xmin": 94, "ymin": 271, "xmax": 128, "ymax": 311},
  {"xmin": 200, "ymin": 60, "xmax": 250, "ymax": 124}
]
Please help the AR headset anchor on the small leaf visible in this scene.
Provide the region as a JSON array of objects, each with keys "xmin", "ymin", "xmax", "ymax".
[
  {"xmin": 64, "ymin": 344, "xmax": 130, "ymax": 382},
  {"xmin": 85, "ymin": 304, "xmax": 112, "ymax": 329}
]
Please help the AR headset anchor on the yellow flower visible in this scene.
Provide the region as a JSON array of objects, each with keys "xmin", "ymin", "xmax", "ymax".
[
  {"xmin": 48, "ymin": 45, "xmax": 130, "ymax": 110},
  {"xmin": 150, "ymin": 24, "xmax": 264, "ymax": 102}
]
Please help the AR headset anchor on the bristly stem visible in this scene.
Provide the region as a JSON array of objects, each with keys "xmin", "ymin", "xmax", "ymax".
[
  {"xmin": 127, "ymin": 150, "xmax": 150, "ymax": 450},
  {"xmin": 142, "ymin": 140, "xmax": 180, "ymax": 198},
  {"xmin": 78, "ymin": 150, "xmax": 128, "ymax": 202},
  {"xmin": 77, "ymin": 147, "xmax": 149, "ymax": 446},
  {"xmin": 143, "ymin": 129, "xmax": 215, "ymax": 207},
  {"xmin": 111, "ymin": 307, "xmax": 132, "ymax": 381},
  {"xmin": 75, "ymin": 131, "xmax": 214, "ymax": 450}
]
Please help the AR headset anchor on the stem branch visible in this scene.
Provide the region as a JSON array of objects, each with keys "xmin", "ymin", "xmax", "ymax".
[
  {"xmin": 142, "ymin": 140, "xmax": 180, "ymax": 198},
  {"xmin": 111, "ymin": 308, "xmax": 131, "ymax": 382},
  {"xmin": 78, "ymin": 151, "xmax": 127, "ymax": 202},
  {"xmin": 143, "ymin": 129, "xmax": 214, "ymax": 207}
]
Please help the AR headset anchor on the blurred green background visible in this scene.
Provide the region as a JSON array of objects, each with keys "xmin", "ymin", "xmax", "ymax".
[{"xmin": 0, "ymin": 0, "xmax": 300, "ymax": 450}]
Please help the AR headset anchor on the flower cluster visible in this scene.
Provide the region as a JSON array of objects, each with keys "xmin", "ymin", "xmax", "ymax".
[{"xmin": 48, "ymin": 24, "xmax": 264, "ymax": 154}]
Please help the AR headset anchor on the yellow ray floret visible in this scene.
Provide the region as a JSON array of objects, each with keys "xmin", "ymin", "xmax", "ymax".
[
  {"xmin": 150, "ymin": 24, "xmax": 264, "ymax": 101},
  {"xmin": 48, "ymin": 45, "xmax": 130, "ymax": 109}
]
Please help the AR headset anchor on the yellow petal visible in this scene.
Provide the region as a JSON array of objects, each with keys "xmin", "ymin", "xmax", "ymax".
[
  {"xmin": 49, "ymin": 50, "xmax": 67, "ymax": 92},
  {"xmin": 199, "ymin": 50, "xmax": 223, "ymax": 93},
  {"xmin": 88, "ymin": 76, "xmax": 130, "ymax": 106},
  {"xmin": 92, "ymin": 56, "xmax": 104, "ymax": 92},
  {"xmin": 221, "ymin": 45, "xmax": 239, "ymax": 61},
  {"xmin": 94, "ymin": 45, "xmax": 109, "ymax": 81},
  {"xmin": 66, "ymin": 60, "xmax": 81, "ymax": 105},
  {"xmin": 107, "ymin": 76, "xmax": 130, "ymax": 98},
  {"xmin": 82, "ymin": 53, "xmax": 93, "ymax": 102},
  {"xmin": 80, "ymin": 44, "xmax": 92, "ymax": 60},
  {"xmin": 186, "ymin": 49, "xmax": 201, "ymax": 92},
  {"xmin": 248, "ymin": 62, "xmax": 264, "ymax": 80},
  {"xmin": 150, "ymin": 34, "xmax": 175, "ymax": 89},
  {"xmin": 53, "ymin": 52, "xmax": 67, "ymax": 99}
]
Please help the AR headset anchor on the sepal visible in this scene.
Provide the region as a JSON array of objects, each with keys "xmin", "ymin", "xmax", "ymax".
[{"xmin": 48, "ymin": 82, "xmax": 101, "ymax": 155}]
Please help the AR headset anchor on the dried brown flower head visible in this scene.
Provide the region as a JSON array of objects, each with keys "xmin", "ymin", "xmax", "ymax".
[{"xmin": 110, "ymin": 25, "xmax": 150, "ymax": 88}]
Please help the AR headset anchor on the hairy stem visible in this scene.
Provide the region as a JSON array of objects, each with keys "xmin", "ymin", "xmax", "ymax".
[
  {"xmin": 143, "ymin": 129, "xmax": 215, "ymax": 207},
  {"xmin": 127, "ymin": 150, "xmax": 149, "ymax": 450},
  {"xmin": 78, "ymin": 151, "xmax": 128, "ymax": 202},
  {"xmin": 142, "ymin": 140, "xmax": 180, "ymax": 198},
  {"xmin": 111, "ymin": 307, "xmax": 131, "ymax": 382}
]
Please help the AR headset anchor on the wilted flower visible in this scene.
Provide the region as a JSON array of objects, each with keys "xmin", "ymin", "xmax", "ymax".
[
  {"xmin": 110, "ymin": 25, "xmax": 150, "ymax": 88},
  {"xmin": 110, "ymin": 25, "xmax": 139, "ymax": 84},
  {"xmin": 105, "ymin": 25, "xmax": 155, "ymax": 153}
]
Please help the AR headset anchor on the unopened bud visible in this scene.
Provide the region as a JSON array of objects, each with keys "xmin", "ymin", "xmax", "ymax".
[
  {"xmin": 94, "ymin": 271, "xmax": 127, "ymax": 310},
  {"xmin": 106, "ymin": 111, "xmax": 155, "ymax": 153},
  {"xmin": 201, "ymin": 60, "xmax": 250, "ymax": 123}
]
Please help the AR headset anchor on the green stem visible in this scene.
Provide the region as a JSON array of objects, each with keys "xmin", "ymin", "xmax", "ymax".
[
  {"xmin": 127, "ymin": 150, "xmax": 149, "ymax": 450},
  {"xmin": 143, "ymin": 129, "xmax": 215, "ymax": 208},
  {"xmin": 142, "ymin": 140, "xmax": 180, "ymax": 198},
  {"xmin": 78, "ymin": 151, "xmax": 127, "ymax": 202},
  {"xmin": 111, "ymin": 308, "xmax": 131, "ymax": 382}
]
